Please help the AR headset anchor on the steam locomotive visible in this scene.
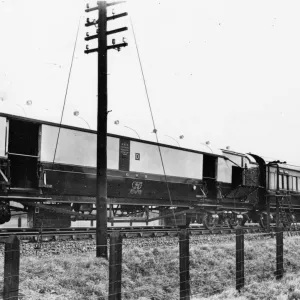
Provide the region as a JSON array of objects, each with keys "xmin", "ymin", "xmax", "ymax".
[{"xmin": 0, "ymin": 112, "xmax": 299, "ymax": 229}]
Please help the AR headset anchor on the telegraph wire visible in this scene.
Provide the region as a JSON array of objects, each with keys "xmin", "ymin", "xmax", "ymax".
[
  {"xmin": 52, "ymin": 17, "xmax": 81, "ymax": 167},
  {"xmin": 129, "ymin": 18, "xmax": 156, "ymax": 133},
  {"xmin": 129, "ymin": 15, "xmax": 180, "ymax": 228}
]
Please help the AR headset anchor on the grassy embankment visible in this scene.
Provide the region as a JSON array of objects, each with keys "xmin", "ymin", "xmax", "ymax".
[{"xmin": 2, "ymin": 234, "xmax": 300, "ymax": 300}]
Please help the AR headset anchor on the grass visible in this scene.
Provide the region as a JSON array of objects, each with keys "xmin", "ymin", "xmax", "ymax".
[{"xmin": 2, "ymin": 234, "xmax": 300, "ymax": 299}]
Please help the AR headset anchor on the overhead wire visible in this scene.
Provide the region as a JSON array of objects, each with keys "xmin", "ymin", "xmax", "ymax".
[
  {"xmin": 129, "ymin": 15, "xmax": 181, "ymax": 229},
  {"xmin": 52, "ymin": 16, "xmax": 81, "ymax": 167}
]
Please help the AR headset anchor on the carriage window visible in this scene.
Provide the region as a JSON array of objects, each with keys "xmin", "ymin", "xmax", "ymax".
[
  {"xmin": 293, "ymin": 177, "xmax": 297, "ymax": 191},
  {"xmin": 202, "ymin": 155, "xmax": 217, "ymax": 179},
  {"xmin": 279, "ymin": 175, "xmax": 283, "ymax": 189},
  {"xmin": 288, "ymin": 176, "xmax": 292, "ymax": 190},
  {"xmin": 269, "ymin": 173, "xmax": 275, "ymax": 189},
  {"xmin": 298, "ymin": 178, "xmax": 300, "ymax": 191},
  {"xmin": 283, "ymin": 176, "xmax": 288, "ymax": 190}
]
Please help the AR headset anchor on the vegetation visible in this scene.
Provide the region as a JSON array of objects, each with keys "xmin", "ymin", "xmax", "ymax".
[{"xmin": 1, "ymin": 234, "xmax": 300, "ymax": 299}]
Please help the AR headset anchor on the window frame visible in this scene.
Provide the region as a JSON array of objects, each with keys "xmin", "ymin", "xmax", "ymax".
[{"xmin": 293, "ymin": 176, "xmax": 297, "ymax": 191}]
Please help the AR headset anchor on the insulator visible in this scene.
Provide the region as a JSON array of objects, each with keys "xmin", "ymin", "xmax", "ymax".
[
  {"xmin": 86, "ymin": 45, "xmax": 89, "ymax": 50},
  {"xmin": 86, "ymin": 32, "xmax": 89, "ymax": 37},
  {"xmin": 86, "ymin": 3, "xmax": 89, "ymax": 9},
  {"xmin": 86, "ymin": 18, "xmax": 90, "ymax": 23},
  {"xmin": 112, "ymin": 39, "xmax": 116, "ymax": 45}
]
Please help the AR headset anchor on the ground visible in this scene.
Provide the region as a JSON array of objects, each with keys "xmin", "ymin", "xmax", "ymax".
[{"xmin": 1, "ymin": 232, "xmax": 300, "ymax": 299}]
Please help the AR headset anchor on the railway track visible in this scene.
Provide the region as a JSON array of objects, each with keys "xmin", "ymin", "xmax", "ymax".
[{"xmin": 0, "ymin": 225, "xmax": 293, "ymax": 242}]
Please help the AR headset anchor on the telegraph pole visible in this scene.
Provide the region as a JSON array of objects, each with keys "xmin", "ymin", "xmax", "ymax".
[
  {"xmin": 85, "ymin": 1, "xmax": 128, "ymax": 258},
  {"xmin": 96, "ymin": 0, "xmax": 108, "ymax": 260}
]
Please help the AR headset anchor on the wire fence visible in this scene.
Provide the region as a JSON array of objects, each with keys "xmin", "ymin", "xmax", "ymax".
[{"xmin": 1, "ymin": 226, "xmax": 300, "ymax": 299}]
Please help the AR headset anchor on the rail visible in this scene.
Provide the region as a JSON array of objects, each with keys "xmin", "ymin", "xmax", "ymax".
[{"xmin": 0, "ymin": 225, "xmax": 292, "ymax": 242}]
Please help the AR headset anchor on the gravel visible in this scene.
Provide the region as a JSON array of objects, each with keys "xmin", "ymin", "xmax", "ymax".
[{"xmin": 0, "ymin": 230, "xmax": 281, "ymax": 257}]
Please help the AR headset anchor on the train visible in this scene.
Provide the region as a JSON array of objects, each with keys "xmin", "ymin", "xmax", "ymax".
[{"xmin": 0, "ymin": 112, "xmax": 299, "ymax": 229}]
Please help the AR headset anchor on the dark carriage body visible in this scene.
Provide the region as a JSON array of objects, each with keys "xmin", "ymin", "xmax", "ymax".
[
  {"xmin": 264, "ymin": 161, "xmax": 300, "ymax": 222},
  {"xmin": 0, "ymin": 112, "xmax": 295, "ymax": 227}
]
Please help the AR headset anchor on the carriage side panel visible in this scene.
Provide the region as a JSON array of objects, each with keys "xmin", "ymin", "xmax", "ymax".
[
  {"xmin": 0, "ymin": 117, "xmax": 7, "ymax": 158},
  {"xmin": 217, "ymin": 158, "xmax": 233, "ymax": 183},
  {"xmin": 40, "ymin": 125, "xmax": 119, "ymax": 169},
  {"xmin": 129, "ymin": 141, "xmax": 203, "ymax": 179}
]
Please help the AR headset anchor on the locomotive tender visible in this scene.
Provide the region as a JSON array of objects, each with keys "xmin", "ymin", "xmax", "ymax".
[{"xmin": 0, "ymin": 112, "xmax": 299, "ymax": 229}]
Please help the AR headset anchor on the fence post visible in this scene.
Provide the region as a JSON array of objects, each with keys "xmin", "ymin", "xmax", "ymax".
[
  {"xmin": 276, "ymin": 223, "xmax": 284, "ymax": 280},
  {"xmin": 3, "ymin": 235, "xmax": 20, "ymax": 300},
  {"xmin": 179, "ymin": 229, "xmax": 190, "ymax": 300},
  {"xmin": 236, "ymin": 226, "xmax": 244, "ymax": 291},
  {"xmin": 109, "ymin": 231, "xmax": 122, "ymax": 300},
  {"xmin": 17, "ymin": 217, "xmax": 21, "ymax": 228}
]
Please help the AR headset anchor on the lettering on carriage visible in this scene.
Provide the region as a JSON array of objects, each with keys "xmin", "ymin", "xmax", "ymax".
[
  {"xmin": 135, "ymin": 153, "xmax": 140, "ymax": 160},
  {"xmin": 120, "ymin": 142, "xmax": 129, "ymax": 157},
  {"xmin": 130, "ymin": 181, "xmax": 143, "ymax": 195},
  {"xmin": 119, "ymin": 139, "xmax": 130, "ymax": 171}
]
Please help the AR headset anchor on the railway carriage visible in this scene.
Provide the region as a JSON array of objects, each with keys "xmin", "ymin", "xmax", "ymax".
[{"xmin": 0, "ymin": 112, "xmax": 298, "ymax": 229}]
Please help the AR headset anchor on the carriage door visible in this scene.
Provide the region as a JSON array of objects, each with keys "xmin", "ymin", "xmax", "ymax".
[
  {"xmin": 232, "ymin": 166, "xmax": 243, "ymax": 189},
  {"xmin": 202, "ymin": 155, "xmax": 217, "ymax": 197},
  {"xmin": 8, "ymin": 120, "xmax": 39, "ymax": 189}
]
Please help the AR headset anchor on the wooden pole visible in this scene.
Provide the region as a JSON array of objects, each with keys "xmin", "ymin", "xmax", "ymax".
[
  {"xmin": 276, "ymin": 164, "xmax": 280, "ymax": 227},
  {"xmin": 267, "ymin": 197, "xmax": 271, "ymax": 232},
  {"xmin": 96, "ymin": 0, "xmax": 108, "ymax": 258},
  {"xmin": 17, "ymin": 217, "xmax": 21, "ymax": 228},
  {"xmin": 179, "ymin": 229, "xmax": 190, "ymax": 300},
  {"xmin": 266, "ymin": 165, "xmax": 270, "ymax": 231},
  {"xmin": 109, "ymin": 231, "xmax": 122, "ymax": 300},
  {"xmin": 236, "ymin": 226, "xmax": 244, "ymax": 291},
  {"xmin": 276, "ymin": 223, "xmax": 284, "ymax": 279},
  {"xmin": 3, "ymin": 235, "xmax": 20, "ymax": 300}
]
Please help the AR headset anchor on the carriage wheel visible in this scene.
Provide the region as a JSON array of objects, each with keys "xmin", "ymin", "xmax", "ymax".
[
  {"xmin": 229, "ymin": 217, "xmax": 244, "ymax": 229},
  {"xmin": 202, "ymin": 213, "xmax": 218, "ymax": 230},
  {"xmin": 259, "ymin": 214, "xmax": 268, "ymax": 229}
]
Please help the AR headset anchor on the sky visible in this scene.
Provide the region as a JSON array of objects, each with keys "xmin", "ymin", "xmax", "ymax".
[{"xmin": 0, "ymin": 0, "xmax": 300, "ymax": 164}]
